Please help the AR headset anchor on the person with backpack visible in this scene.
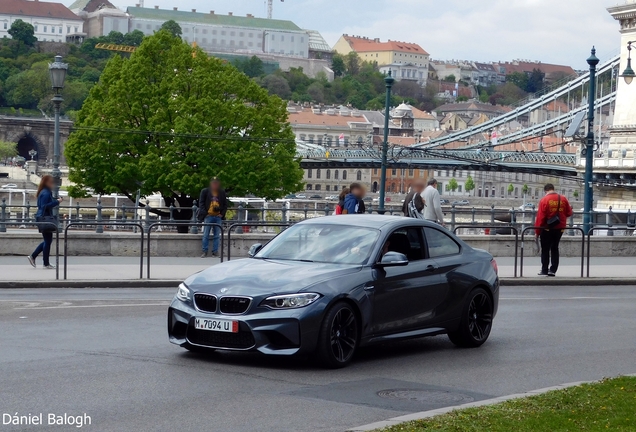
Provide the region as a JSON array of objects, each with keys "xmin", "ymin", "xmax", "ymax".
[
  {"xmin": 535, "ymin": 183, "xmax": 573, "ymax": 276},
  {"xmin": 402, "ymin": 181, "xmax": 425, "ymax": 218},
  {"xmin": 343, "ymin": 183, "xmax": 366, "ymax": 214}
]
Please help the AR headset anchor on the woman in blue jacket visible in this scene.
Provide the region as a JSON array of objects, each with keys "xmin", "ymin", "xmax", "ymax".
[{"xmin": 28, "ymin": 175, "xmax": 62, "ymax": 269}]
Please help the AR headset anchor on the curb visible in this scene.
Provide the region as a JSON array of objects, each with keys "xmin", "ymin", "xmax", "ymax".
[
  {"xmin": 500, "ymin": 277, "xmax": 636, "ymax": 286},
  {"xmin": 346, "ymin": 373, "xmax": 636, "ymax": 431},
  {"xmin": 0, "ymin": 280, "xmax": 182, "ymax": 289}
]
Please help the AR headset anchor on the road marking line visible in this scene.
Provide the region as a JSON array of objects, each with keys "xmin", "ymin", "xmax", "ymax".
[{"xmin": 14, "ymin": 303, "xmax": 170, "ymax": 310}]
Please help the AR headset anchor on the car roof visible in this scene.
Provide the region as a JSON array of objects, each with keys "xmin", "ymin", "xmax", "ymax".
[{"xmin": 299, "ymin": 215, "xmax": 437, "ymax": 230}]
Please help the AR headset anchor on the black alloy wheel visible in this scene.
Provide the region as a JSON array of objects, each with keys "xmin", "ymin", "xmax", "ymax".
[
  {"xmin": 448, "ymin": 287, "xmax": 493, "ymax": 348},
  {"xmin": 317, "ymin": 302, "xmax": 359, "ymax": 368}
]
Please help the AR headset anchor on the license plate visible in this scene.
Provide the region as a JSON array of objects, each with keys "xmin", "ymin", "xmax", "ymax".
[{"xmin": 194, "ymin": 317, "xmax": 238, "ymax": 333}]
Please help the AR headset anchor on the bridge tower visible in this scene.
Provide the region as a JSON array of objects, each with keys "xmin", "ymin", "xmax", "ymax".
[{"xmin": 597, "ymin": 1, "xmax": 636, "ymax": 208}]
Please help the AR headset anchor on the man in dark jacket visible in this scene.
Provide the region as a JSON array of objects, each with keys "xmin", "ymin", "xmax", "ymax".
[
  {"xmin": 197, "ymin": 177, "xmax": 227, "ymax": 257},
  {"xmin": 402, "ymin": 180, "xmax": 425, "ymax": 217},
  {"xmin": 343, "ymin": 182, "xmax": 366, "ymax": 214}
]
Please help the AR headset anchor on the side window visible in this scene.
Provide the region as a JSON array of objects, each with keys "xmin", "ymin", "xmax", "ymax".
[
  {"xmin": 424, "ymin": 227, "xmax": 460, "ymax": 258},
  {"xmin": 383, "ymin": 227, "xmax": 425, "ymax": 262}
]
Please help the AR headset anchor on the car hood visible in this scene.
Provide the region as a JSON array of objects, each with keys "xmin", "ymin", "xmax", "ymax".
[{"xmin": 184, "ymin": 258, "xmax": 362, "ymax": 296}]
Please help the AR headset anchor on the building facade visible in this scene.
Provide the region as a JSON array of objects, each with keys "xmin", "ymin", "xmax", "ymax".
[
  {"xmin": 334, "ymin": 34, "xmax": 429, "ymax": 87},
  {"xmin": 1, "ymin": 0, "xmax": 84, "ymax": 43}
]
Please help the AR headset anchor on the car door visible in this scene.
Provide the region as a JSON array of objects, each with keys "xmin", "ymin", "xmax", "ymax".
[{"xmin": 370, "ymin": 226, "xmax": 446, "ymax": 335}]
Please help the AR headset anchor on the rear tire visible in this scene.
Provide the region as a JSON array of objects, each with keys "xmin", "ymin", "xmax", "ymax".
[
  {"xmin": 316, "ymin": 302, "xmax": 359, "ymax": 368},
  {"xmin": 448, "ymin": 287, "xmax": 493, "ymax": 348}
]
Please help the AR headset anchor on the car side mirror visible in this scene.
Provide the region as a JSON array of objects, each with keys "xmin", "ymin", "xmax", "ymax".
[
  {"xmin": 376, "ymin": 252, "xmax": 408, "ymax": 267},
  {"xmin": 248, "ymin": 243, "xmax": 263, "ymax": 258}
]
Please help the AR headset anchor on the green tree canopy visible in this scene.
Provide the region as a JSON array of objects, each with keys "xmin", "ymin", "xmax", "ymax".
[
  {"xmin": 464, "ymin": 175, "xmax": 475, "ymax": 195},
  {"xmin": 331, "ymin": 53, "xmax": 345, "ymax": 77},
  {"xmin": 65, "ymin": 31, "xmax": 303, "ymax": 209},
  {"xmin": 160, "ymin": 20, "xmax": 182, "ymax": 38},
  {"xmin": 507, "ymin": 183, "xmax": 515, "ymax": 195},
  {"xmin": 448, "ymin": 178, "xmax": 458, "ymax": 195},
  {"xmin": 8, "ymin": 19, "xmax": 37, "ymax": 47},
  {"xmin": 232, "ymin": 55, "xmax": 264, "ymax": 78},
  {"xmin": 0, "ymin": 140, "xmax": 18, "ymax": 161}
]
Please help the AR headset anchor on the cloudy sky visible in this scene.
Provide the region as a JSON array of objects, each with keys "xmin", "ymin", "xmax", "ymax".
[{"xmin": 74, "ymin": 0, "xmax": 623, "ymax": 67}]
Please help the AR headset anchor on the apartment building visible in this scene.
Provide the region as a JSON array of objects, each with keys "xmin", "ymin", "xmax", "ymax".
[{"xmin": 1, "ymin": 0, "xmax": 84, "ymax": 43}]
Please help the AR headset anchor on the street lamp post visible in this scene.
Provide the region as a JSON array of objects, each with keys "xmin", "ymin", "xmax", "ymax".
[
  {"xmin": 378, "ymin": 70, "xmax": 395, "ymax": 214},
  {"xmin": 48, "ymin": 55, "xmax": 68, "ymax": 201},
  {"xmin": 619, "ymin": 41, "xmax": 635, "ymax": 85},
  {"xmin": 583, "ymin": 48, "xmax": 599, "ymax": 235}
]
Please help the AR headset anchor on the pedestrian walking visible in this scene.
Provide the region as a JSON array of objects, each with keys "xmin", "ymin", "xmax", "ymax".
[
  {"xmin": 343, "ymin": 183, "xmax": 366, "ymax": 214},
  {"xmin": 421, "ymin": 178, "xmax": 445, "ymax": 225},
  {"xmin": 534, "ymin": 183, "xmax": 573, "ymax": 276},
  {"xmin": 197, "ymin": 177, "xmax": 227, "ymax": 258},
  {"xmin": 27, "ymin": 175, "xmax": 62, "ymax": 269},
  {"xmin": 334, "ymin": 188, "xmax": 349, "ymax": 215},
  {"xmin": 402, "ymin": 180, "xmax": 425, "ymax": 218}
]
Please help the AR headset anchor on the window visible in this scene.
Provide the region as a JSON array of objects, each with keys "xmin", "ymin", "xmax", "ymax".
[
  {"xmin": 136, "ymin": 23, "xmax": 141, "ymax": 29},
  {"xmin": 342, "ymin": 171, "xmax": 347, "ymax": 180},
  {"xmin": 409, "ymin": 169, "xmax": 414, "ymax": 177},
  {"xmin": 316, "ymin": 169, "xmax": 321, "ymax": 179},
  {"xmin": 44, "ymin": 26, "xmax": 48, "ymax": 32},
  {"xmin": 230, "ymin": 31, "xmax": 235, "ymax": 36},
  {"xmin": 51, "ymin": 27, "xmax": 55, "ymax": 33},
  {"xmin": 306, "ymin": 184, "xmax": 312, "ymax": 190},
  {"xmin": 356, "ymin": 170, "xmax": 362, "ymax": 181},
  {"xmin": 203, "ymin": 29, "xmax": 208, "ymax": 34},
  {"xmin": 221, "ymin": 30, "xmax": 226, "ymax": 35},
  {"xmin": 74, "ymin": 26, "xmax": 78, "ymax": 32},
  {"xmin": 383, "ymin": 227, "xmax": 426, "ymax": 261},
  {"xmin": 3, "ymin": 23, "xmax": 6, "ymax": 30},
  {"xmin": 249, "ymin": 33, "xmax": 253, "ymax": 38},
  {"xmin": 373, "ymin": 168, "xmax": 378, "ymax": 175},
  {"xmin": 271, "ymin": 34, "xmax": 275, "ymax": 40},
  {"xmin": 280, "ymin": 35, "xmax": 284, "ymax": 41},
  {"xmin": 391, "ymin": 168, "xmax": 397, "ymax": 175},
  {"xmin": 212, "ymin": 30, "xmax": 217, "ymax": 35},
  {"xmin": 34, "ymin": 24, "xmax": 38, "ymax": 31},
  {"xmin": 326, "ymin": 185, "xmax": 330, "ymax": 191},
  {"xmin": 146, "ymin": 24, "xmax": 151, "ymax": 30},
  {"xmin": 326, "ymin": 169, "xmax": 331, "ymax": 180},
  {"xmin": 239, "ymin": 32, "xmax": 244, "ymax": 37},
  {"xmin": 424, "ymin": 227, "xmax": 460, "ymax": 257},
  {"xmin": 300, "ymin": 36, "xmax": 304, "ymax": 43},
  {"xmin": 59, "ymin": 27, "xmax": 62, "ymax": 34},
  {"xmin": 334, "ymin": 170, "xmax": 339, "ymax": 180},
  {"xmin": 67, "ymin": 26, "xmax": 70, "ymax": 33},
  {"xmin": 212, "ymin": 39, "xmax": 217, "ymax": 45},
  {"xmin": 307, "ymin": 169, "xmax": 312, "ymax": 179},
  {"xmin": 315, "ymin": 184, "xmax": 321, "ymax": 191}
]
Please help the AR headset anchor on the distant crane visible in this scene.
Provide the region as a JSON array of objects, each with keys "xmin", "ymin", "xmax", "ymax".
[{"xmin": 267, "ymin": 0, "xmax": 284, "ymax": 19}]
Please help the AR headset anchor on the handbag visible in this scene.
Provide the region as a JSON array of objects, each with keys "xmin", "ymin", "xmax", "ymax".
[
  {"xmin": 36, "ymin": 215, "xmax": 58, "ymax": 233},
  {"xmin": 546, "ymin": 195, "xmax": 561, "ymax": 228}
]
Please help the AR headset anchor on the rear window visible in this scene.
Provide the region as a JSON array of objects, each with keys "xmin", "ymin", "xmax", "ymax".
[{"xmin": 424, "ymin": 227, "xmax": 460, "ymax": 258}]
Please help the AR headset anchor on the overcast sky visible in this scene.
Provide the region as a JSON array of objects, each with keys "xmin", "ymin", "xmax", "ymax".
[{"xmin": 77, "ymin": 0, "xmax": 623, "ymax": 68}]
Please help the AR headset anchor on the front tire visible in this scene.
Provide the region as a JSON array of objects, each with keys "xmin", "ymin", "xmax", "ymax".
[
  {"xmin": 316, "ymin": 302, "xmax": 359, "ymax": 368},
  {"xmin": 448, "ymin": 287, "xmax": 493, "ymax": 348}
]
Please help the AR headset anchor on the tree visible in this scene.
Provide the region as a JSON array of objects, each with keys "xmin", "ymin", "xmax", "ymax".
[
  {"xmin": 573, "ymin": 190, "xmax": 579, "ymax": 200},
  {"xmin": 306, "ymin": 82, "xmax": 325, "ymax": 103},
  {"xmin": 65, "ymin": 31, "xmax": 303, "ymax": 218},
  {"xmin": 344, "ymin": 52, "xmax": 361, "ymax": 76},
  {"xmin": 464, "ymin": 175, "xmax": 475, "ymax": 196},
  {"xmin": 393, "ymin": 80, "xmax": 422, "ymax": 100},
  {"xmin": 448, "ymin": 178, "xmax": 458, "ymax": 195},
  {"xmin": 507, "ymin": 183, "xmax": 515, "ymax": 196},
  {"xmin": 8, "ymin": 19, "xmax": 37, "ymax": 47},
  {"xmin": 443, "ymin": 74, "xmax": 456, "ymax": 83},
  {"xmin": 506, "ymin": 72, "xmax": 528, "ymax": 91},
  {"xmin": 123, "ymin": 30, "xmax": 145, "ymax": 46},
  {"xmin": 522, "ymin": 184, "xmax": 529, "ymax": 196},
  {"xmin": 0, "ymin": 140, "xmax": 18, "ymax": 162},
  {"xmin": 331, "ymin": 54, "xmax": 346, "ymax": 77},
  {"xmin": 526, "ymin": 68, "xmax": 545, "ymax": 93},
  {"xmin": 160, "ymin": 20, "xmax": 182, "ymax": 38},
  {"xmin": 261, "ymin": 74, "xmax": 291, "ymax": 99}
]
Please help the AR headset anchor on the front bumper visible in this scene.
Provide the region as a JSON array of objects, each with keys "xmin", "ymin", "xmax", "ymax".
[{"xmin": 168, "ymin": 297, "xmax": 324, "ymax": 356}]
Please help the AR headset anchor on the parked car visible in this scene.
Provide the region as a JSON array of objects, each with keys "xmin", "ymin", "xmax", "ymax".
[
  {"xmin": 452, "ymin": 200, "xmax": 470, "ymax": 206},
  {"xmin": 284, "ymin": 194, "xmax": 297, "ymax": 199},
  {"xmin": 310, "ymin": 194, "xmax": 322, "ymax": 200},
  {"xmin": 1, "ymin": 184, "xmax": 18, "ymax": 189},
  {"xmin": 518, "ymin": 203, "xmax": 535, "ymax": 211},
  {"xmin": 440, "ymin": 199, "xmax": 450, "ymax": 205},
  {"xmin": 326, "ymin": 195, "xmax": 339, "ymax": 201},
  {"xmin": 168, "ymin": 216, "xmax": 499, "ymax": 368},
  {"xmin": 362, "ymin": 197, "xmax": 373, "ymax": 202},
  {"xmin": 296, "ymin": 194, "xmax": 307, "ymax": 199}
]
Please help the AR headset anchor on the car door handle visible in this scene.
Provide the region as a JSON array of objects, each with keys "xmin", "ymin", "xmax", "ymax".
[
  {"xmin": 364, "ymin": 285, "xmax": 375, "ymax": 291},
  {"xmin": 425, "ymin": 265, "xmax": 438, "ymax": 272}
]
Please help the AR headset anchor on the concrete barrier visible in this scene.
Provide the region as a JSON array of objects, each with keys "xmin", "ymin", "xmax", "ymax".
[{"xmin": 2, "ymin": 231, "xmax": 636, "ymax": 258}]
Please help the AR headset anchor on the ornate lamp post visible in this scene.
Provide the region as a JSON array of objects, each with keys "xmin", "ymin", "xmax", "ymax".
[
  {"xmin": 620, "ymin": 41, "xmax": 635, "ymax": 85},
  {"xmin": 48, "ymin": 55, "xmax": 68, "ymax": 200},
  {"xmin": 28, "ymin": 149, "xmax": 37, "ymax": 160},
  {"xmin": 583, "ymin": 48, "xmax": 599, "ymax": 235},
  {"xmin": 378, "ymin": 70, "xmax": 395, "ymax": 214}
]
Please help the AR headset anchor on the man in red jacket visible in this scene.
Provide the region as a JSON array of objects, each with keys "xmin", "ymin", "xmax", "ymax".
[{"xmin": 535, "ymin": 183, "xmax": 573, "ymax": 276}]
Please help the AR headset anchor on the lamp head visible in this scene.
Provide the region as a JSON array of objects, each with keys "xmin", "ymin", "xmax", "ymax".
[
  {"xmin": 621, "ymin": 42, "xmax": 635, "ymax": 85},
  {"xmin": 48, "ymin": 54, "xmax": 68, "ymax": 91}
]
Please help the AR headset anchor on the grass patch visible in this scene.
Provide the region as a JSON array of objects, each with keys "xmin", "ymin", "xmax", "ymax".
[{"xmin": 379, "ymin": 376, "xmax": 636, "ymax": 432}]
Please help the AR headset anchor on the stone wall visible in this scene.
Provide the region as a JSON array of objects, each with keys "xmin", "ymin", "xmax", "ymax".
[{"xmin": 2, "ymin": 231, "xmax": 634, "ymax": 259}]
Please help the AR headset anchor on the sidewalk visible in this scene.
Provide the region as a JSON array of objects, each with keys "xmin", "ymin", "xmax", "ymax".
[{"xmin": 1, "ymin": 256, "xmax": 635, "ymax": 282}]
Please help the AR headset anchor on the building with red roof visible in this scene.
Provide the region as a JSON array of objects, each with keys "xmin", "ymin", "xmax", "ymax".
[{"xmin": 0, "ymin": 0, "xmax": 83, "ymax": 42}]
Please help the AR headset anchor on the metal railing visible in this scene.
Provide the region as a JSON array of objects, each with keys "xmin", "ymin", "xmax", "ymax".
[
  {"xmin": 145, "ymin": 221, "xmax": 224, "ymax": 279},
  {"xmin": 226, "ymin": 222, "xmax": 294, "ymax": 261},
  {"xmin": 63, "ymin": 222, "xmax": 145, "ymax": 280},
  {"xmin": 520, "ymin": 226, "xmax": 586, "ymax": 278},
  {"xmin": 1, "ymin": 220, "xmax": 60, "ymax": 279},
  {"xmin": 454, "ymin": 225, "xmax": 519, "ymax": 277}
]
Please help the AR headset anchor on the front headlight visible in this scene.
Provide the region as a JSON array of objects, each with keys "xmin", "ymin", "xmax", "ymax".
[
  {"xmin": 261, "ymin": 293, "xmax": 321, "ymax": 309},
  {"xmin": 176, "ymin": 283, "xmax": 191, "ymax": 302}
]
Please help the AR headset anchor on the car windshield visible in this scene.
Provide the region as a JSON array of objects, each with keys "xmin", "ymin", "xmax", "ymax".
[{"xmin": 256, "ymin": 224, "xmax": 380, "ymax": 265}]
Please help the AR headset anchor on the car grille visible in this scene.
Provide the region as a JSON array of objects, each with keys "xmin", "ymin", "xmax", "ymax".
[
  {"xmin": 194, "ymin": 293, "xmax": 217, "ymax": 313},
  {"xmin": 187, "ymin": 325, "xmax": 255, "ymax": 349},
  {"xmin": 219, "ymin": 297, "xmax": 251, "ymax": 314}
]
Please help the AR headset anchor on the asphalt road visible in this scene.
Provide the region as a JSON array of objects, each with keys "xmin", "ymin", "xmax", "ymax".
[{"xmin": 1, "ymin": 286, "xmax": 635, "ymax": 432}]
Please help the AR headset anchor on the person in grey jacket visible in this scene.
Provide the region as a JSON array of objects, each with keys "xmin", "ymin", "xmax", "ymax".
[{"xmin": 421, "ymin": 178, "xmax": 445, "ymax": 225}]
